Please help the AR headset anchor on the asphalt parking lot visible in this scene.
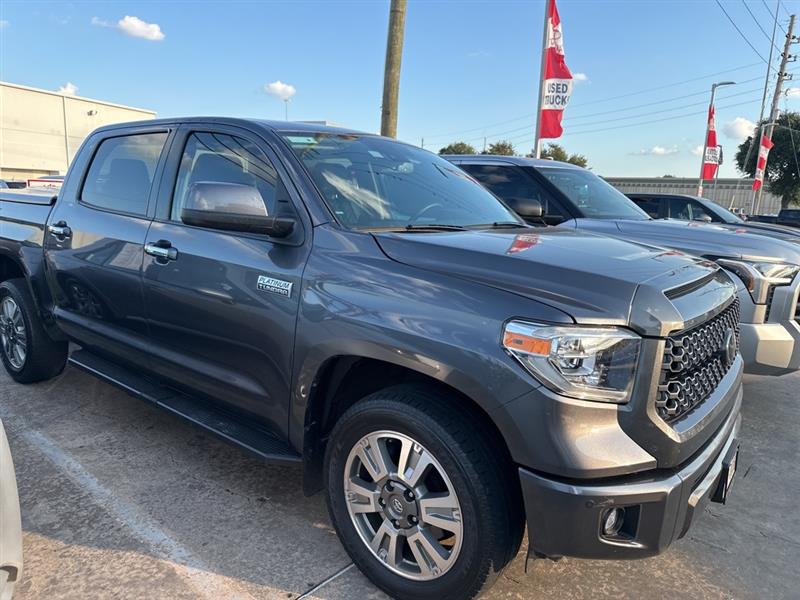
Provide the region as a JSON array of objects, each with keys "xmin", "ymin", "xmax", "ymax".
[{"xmin": 0, "ymin": 364, "xmax": 797, "ymax": 600}]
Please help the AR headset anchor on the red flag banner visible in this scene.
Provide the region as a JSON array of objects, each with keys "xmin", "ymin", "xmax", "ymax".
[
  {"xmin": 539, "ymin": 0, "xmax": 573, "ymax": 139},
  {"xmin": 702, "ymin": 105, "xmax": 719, "ymax": 180},
  {"xmin": 752, "ymin": 134, "xmax": 774, "ymax": 191}
]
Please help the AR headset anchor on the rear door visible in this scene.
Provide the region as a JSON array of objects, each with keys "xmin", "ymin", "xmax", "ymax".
[
  {"xmin": 141, "ymin": 124, "xmax": 310, "ymax": 434},
  {"xmin": 43, "ymin": 125, "xmax": 173, "ymax": 370}
]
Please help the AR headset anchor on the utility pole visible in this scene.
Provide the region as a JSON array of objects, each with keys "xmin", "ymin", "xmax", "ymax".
[
  {"xmin": 380, "ymin": 0, "xmax": 407, "ymax": 138},
  {"xmin": 755, "ymin": 14, "xmax": 796, "ymax": 214}
]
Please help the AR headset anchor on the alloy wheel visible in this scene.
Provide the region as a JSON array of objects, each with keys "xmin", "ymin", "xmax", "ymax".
[
  {"xmin": 0, "ymin": 297, "xmax": 27, "ymax": 369},
  {"xmin": 343, "ymin": 430, "xmax": 463, "ymax": 581}
]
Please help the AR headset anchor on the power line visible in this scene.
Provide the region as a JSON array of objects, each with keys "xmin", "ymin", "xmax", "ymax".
[
  {"xmin": 423, "ymin": 62, "xmax": 764, "ymax": 141},
  {"xmin": 716, "ymin": 0, "xmax": 769, "ymax": 63},
  {"xmin": 742, "ymin": 0, "xmax": 783, "ymax": 52},
  {"xmin": 502, "ymin": 97, "xmax": 761, "ymax": 144},
  {"xmin": 760, "ymin": 0, "xmax": 788, "ymax": 36}
]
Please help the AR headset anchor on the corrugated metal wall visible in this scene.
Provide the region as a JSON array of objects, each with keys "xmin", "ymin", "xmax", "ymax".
[{"xmin": 605, "ymin": 177, "xmax": 782, "ymax": 216}]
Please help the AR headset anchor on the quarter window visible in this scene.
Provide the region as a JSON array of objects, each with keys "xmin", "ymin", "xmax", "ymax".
[
  {"xmin": 81, "ymin": 133, "xmax": 168, "ymax": 216},
  {"xmin": 172, "ymin": 132, "xmax": 279, "ymax": 221}
]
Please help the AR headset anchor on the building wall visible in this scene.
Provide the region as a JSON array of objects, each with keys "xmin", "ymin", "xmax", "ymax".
[
  {"xmin": 0, "ymin": 81, "xmax": 156, "ymax": 182},
  {"xmin": 605, "ymin": 177, "xmax": 782, "ymax": 216}
]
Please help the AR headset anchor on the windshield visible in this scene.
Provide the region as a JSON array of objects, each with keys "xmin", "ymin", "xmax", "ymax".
[
  {"xmin": 535, "ymin": 167, "xmax": 651, "ymax": 220},
  {"xmin": 281, "ymin": 133, "xmax": 520, "ymax": 230},
  {"xmin": 704, "ymin": 201, "xmax": 744, "ymax": 223}
]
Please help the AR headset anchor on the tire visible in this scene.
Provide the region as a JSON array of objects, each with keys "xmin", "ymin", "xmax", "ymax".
[
  {"xmin": 325, "ymin": 384, "xmax": 524, "ymax": 600},
  {"xmin": 0, "ymin": 279, "xmax": 68, "ymax": 383}
]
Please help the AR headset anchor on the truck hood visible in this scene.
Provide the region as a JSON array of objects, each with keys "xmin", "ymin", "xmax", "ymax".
[
  {"xmin": 572, "ymin": 218, "xmax": 800, "ymax": 264},
  {"xmin": 374, "ymin": 228, "xmax": 720, "ymax": 328},
  {"xmin": 734, "ymin": 221, "xmax": 800, "ymax": 239}
]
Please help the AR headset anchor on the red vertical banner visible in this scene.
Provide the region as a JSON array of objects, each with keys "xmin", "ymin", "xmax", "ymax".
[
  {"xmin": 538, "ymin": 0, "xmax": 573, "ymax": 139},
  {"xmin": 752, "ymin": 134, "xmax": 774, "ymax": 191},
  {"xmin": 702, "ymin": 105, "xmax": 720, "ymax": 180}
]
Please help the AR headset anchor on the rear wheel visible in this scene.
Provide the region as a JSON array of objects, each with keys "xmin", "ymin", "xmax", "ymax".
[
  {"xmin": 325, "ymin": 385, "xmax": 523, "ymax": 600},
  {"xmin": 0, "ymin": 279, "xmax": 68, "ymax": 383}
]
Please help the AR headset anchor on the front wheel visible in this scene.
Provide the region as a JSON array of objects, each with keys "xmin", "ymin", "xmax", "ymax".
[{"xmin": 325, "ymin": 385, "xmax": 523, "ymax": 600}]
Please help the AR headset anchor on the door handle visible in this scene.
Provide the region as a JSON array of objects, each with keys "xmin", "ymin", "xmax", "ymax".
[
  {"xmin": 47, "ymin": 221, "xmax": 72, "ymax": 238},
  {"xmin": 144, "ymin": 241, "xmax": 178, "ymax": 262}
]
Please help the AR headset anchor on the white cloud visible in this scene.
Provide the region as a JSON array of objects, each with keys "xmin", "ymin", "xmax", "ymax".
[
  {"xmin": 691, "ymin": 145, "xmax": 704, "ymax": 156},
  {"xmin": 786, "ymin": 88, "xmax": 800, "ymax": 98},
  {"xmin": 264, "ymin": 80, "xmax": 297, "ymax": 101},
  {"xmin": 722, "ymin": 116, "xmax": 756, "ymax": 141},
  {"xmin": 573, "ymin": 72, "xmax": 589, "ymax": 83},
  {"xmin": 57, "ymin": 82, "xmax": 78, "ymax": 96},
  {"xmin": 0, "ymin": 20, "xmax": 9, "ymax": 29},
  {"xmin": 630, "ymin": 145, "xmax": 679, "ymax": 156},
  {"xmin": 92, "ymin": 15, "xmax": 165, "ymax": 41}
]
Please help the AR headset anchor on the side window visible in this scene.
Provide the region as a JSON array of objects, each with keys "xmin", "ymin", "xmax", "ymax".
[
  {"xmin": 171, "ymin": 131, "xmax": 278, "ymax": 221},
  {"xmin": 632, "ymin": 196, "xmax": 661, "ymax": 218},
  {"xmin": 81, "ymin": 132, "xmax": 168, "ymax": 216},
  {"xmin": 669, "ymin": 197, "xmax": 692, "ymax": 221},
  {"xmin": 461, "ymin": 164, "xmax": 568, "ymax": 224}
]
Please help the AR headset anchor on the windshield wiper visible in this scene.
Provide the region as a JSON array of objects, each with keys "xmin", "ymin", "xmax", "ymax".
[
  {"xmin": 402, "ymin": 224, "xmax": 468, "ymax": 231},
  {"xmin": 360, "ymin": 223, "xmax": 469, "ymax": 233},
  {"xmin": 484, "ymin": 221, "xmax": 530, "ymax": 229}
]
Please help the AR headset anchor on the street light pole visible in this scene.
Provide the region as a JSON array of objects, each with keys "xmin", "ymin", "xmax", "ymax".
[{"xmin": 697, "ymin": 81, "xmax": 735, "ymax": 197}]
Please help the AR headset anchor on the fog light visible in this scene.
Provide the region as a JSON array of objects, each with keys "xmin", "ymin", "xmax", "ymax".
[{"xmin": 602, "ymin": 507, "xmax": 625, "ymax": 536}]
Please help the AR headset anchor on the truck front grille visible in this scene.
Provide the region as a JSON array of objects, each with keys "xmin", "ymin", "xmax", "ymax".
[{"xmin": 657, "ymin": 298, "xmax": 741, "ymax": 424}]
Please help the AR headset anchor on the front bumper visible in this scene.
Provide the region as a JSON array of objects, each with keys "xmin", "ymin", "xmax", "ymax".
[
  {"xmin": 519, "ymin": 389, "xmax": 742, "ymax": 560},
  {"xmin": 739, "ymin": 274, "xmax": 800, "ymax": 376}
]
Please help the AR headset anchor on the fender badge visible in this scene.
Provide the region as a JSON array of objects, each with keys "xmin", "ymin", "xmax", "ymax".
[{"xmin": 257, "ymin": 275, "xmax": 293, "ymax": 298}]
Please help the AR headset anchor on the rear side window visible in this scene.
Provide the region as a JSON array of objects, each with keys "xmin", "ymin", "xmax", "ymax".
[
  {"xmin": 81, "ymin": 133, "xmax": 167, "ymax": 216},
  {"xmin": 461, "ymin": 164, "xmax": 568, "ymax": 223},
  {"xmin": 171, "ymin": 132, "xmax": 279, "ymax": 221},
  {"xmin": 632, "ymin": 196, "xmax": 661, "ymax": 218}
]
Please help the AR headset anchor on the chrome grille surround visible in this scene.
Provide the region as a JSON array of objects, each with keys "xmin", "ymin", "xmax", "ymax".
[{"xmin": 657, "ymin": 298, "xmax": 741, "ymax": 423}]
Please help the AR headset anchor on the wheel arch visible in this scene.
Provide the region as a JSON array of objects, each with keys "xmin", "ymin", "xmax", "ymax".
[{"xmin": 298, "ymin": 354, "xmax": 516, "ymax": 496}]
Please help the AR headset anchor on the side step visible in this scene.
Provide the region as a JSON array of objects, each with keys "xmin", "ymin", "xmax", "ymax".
[{"xmin": 68, "ymin": 349, "xmax": 302, "ymax": 466}]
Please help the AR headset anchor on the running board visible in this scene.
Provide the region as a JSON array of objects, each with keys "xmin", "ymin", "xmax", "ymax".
[{"xmin": 68, "ymin": 349, "xmax": 301, "ymax": 466}]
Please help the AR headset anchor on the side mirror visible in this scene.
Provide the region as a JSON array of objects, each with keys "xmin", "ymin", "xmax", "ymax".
[
  {"xmin": 693, "ymin": 214, "xmax": 713, "ymax": 223},
  {"xmin": 506, "ymin": 197, "xmax": 543, "ymax": 219},
  {"xmin": 181, "ymin": 182, "xmax": 295, "ymax": 238}
]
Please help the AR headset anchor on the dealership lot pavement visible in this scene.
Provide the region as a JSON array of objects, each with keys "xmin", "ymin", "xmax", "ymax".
[{"xmin": 0, "ymin": 365, "xmax": 797, "ymax": 600}]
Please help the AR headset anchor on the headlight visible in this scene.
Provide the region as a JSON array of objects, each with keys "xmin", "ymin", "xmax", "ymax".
[
  {"xmin": 716, "ymin": 259, "xmax": 800, "ymax": 304},
  {"xmin": 502, "ymin": 321, "xmax": 641, "ymax": 403}
]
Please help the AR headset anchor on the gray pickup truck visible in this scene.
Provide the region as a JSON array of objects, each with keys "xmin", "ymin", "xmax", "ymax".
[
  {"xmin": 448, "ymin": 156, "xmax": 800, "ymax": 378},
  {"xmin": 0, "ymin": 119, "xmax": 742, "ymax": 600}
]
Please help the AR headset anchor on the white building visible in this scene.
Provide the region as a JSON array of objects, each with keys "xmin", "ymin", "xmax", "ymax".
[{"xmin": 0, "ymin": 81, "xmax": 156, "ymax": 182}]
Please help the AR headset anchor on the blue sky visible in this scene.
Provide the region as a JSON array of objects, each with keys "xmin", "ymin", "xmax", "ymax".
[{"xmin": 1, "ymin": 0, "xmax": 799, "ymax": 177}]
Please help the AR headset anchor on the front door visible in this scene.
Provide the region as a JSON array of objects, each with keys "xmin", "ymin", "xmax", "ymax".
[
  {"xmin": 43, "ymin": 127, "xmax": 172, "ymax": 370},
  {"xmin": 141, "ymin": 126, "xmax": 308, "ymax": 434}
]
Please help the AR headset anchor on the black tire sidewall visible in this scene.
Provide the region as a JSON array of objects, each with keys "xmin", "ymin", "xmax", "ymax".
[{"xmin": 325, "ymin": 397, "xmax": 505, "ymax": 600}]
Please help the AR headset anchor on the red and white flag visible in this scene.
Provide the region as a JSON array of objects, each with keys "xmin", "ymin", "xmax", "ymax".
[
  {"xmin": 538, "ymin": 0, "xmax": 573, "ymax": 139},
  {"xmin": 752, "ymin": 134, "xmax": 773, "ymax": 191},
  {"xmin": 702, "ymin": 105, "xmax": 720, "ymax": 180}
]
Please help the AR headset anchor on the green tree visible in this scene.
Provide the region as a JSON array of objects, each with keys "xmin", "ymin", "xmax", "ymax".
[
  {"xmin": 539, "ymin": 143, "xmax": 588, "ymax": 167},
  {"xmin": 735, "ymin": 112, "xmax": 800, "ymax": 209},
  {"xmin": 482, "ymin": 140, "xmax": 516, "ymax": 156},
  {"xmin": 438, "ymin": 141, "xmax": 477, "ymax": 155}
]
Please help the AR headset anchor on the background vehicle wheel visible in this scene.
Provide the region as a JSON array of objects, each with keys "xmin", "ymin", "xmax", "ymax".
[
  {"xmin": 325, "ymin": 384, "xmax": 523, "ymax": 600},
  {"xmin": 0, "ymin": 279, "xmax": 68, "ymax": 383}
]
